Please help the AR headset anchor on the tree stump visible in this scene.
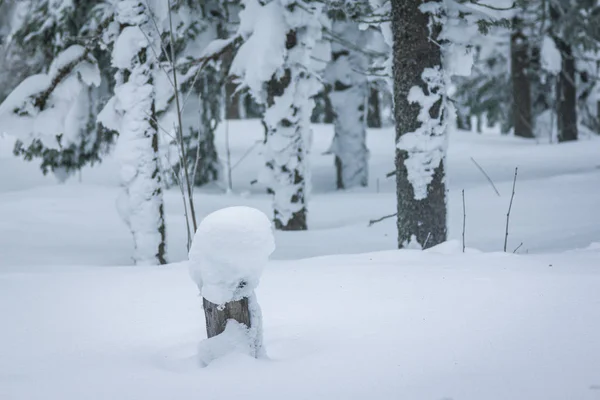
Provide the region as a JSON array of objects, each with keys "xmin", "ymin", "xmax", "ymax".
[
  {"xmin": 188, "ymin": 206, "xmax": 275, "ymax": 364},
  {"xmin": 203, "ymin": 297, "xmax": 251, "ymax": 338}
]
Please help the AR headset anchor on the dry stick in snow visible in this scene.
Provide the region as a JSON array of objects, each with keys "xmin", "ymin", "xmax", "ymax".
[
  {"xmin": 368, "ymin": 213, "xmax": 397, "ymax": 227},
  {"xmin": 423, "ymin": 232, "xmax": 432, "ymax": 249},
  {"xmin": 224, "ymin": 93, "xmax": 233, "ymax": 192},
  {"xmin": 513, "ymin": 242, "xmax": 524, "ymax": 253},
  {"xmin": 470, "ymin": 157, "xmax": 501, "ymax": 197},
  {"xmin": 504, "ymin": 167, "xmax": 519, "ymax": 252},
  {"xmin": 231, "ymin": 140, "xmax": 262, "ymax": 171},
  {"xmin": 462, "ymin": 189, "xmax": 466, "ymax": 253}
]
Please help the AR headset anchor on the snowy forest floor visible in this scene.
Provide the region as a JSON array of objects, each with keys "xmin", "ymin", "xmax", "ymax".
[{"xmin": 1, "ymin": 121, "xmax": 600, "ymax": 399}]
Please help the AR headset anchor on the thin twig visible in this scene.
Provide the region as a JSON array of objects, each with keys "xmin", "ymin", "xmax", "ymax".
[
  {"xmin": 504, "ymin": 167, "xmax": 518, "ymax": 252},
  {"xmin": 423, "ymin": 232, "xmax": 432, "ymax": 249},
  {"xmin": 462, "ymin": 189, "xmax": 466, "ymax": 253},
  {"xmin": 168, "ymin": 0, "xmax": 197, "ymax": 234},
  {"xmin": 224, "ymin": 91, "xmax": 233, "ymax": 192},
  {"xmin": 469, "ymin": 0, "xmax": 515, "ymax": 11},
  {"xmin": 513, "ymin": 242, "xmax": 523, "ymax": 253},
  {"xmin": 368, "ymin": 212, "xmax": 397, "ymax": 227},
  {"xmin": 470, "ymin": 157, "xmax": 501, "ymax": 197},
  {"xmin": 190, "ymin": 114, "xmax": 203, "ymax": 189},
  {"xmin": 231, "ymin": 140, "xmax": 261, "ymax": 171}
]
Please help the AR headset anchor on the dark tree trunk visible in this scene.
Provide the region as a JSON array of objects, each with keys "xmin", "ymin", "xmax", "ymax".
[
  {"xmin": 455, "ymin": 109, "xmax": 472, "ymax": 131},
  {"xmin": 597, "ymin": 101, "xmax": 600, "ymax": 133},
  {"xmin": 203, "ymin": 297, "xmax": 251, "ymax": 338},
  {"xmin": 510, "ymin": 17, "xmax": 534, "ymax": 139},
  {"xmin": 367, "ymin": 87, "xmax": 382, "ymax": 128},
  {"xmin": 225, "ymin": 81, "xmax": 241, "ymax": 120},
  {"xmin": 323, "ymin": 85, "xmax": 335, "ymax": 124},
  {"xmin": 555, "ymin": 38, "xmax": 578, "ymax": 142},
  {"xmin": 391, "ymin": 0, "xmax": 447, "ymax": 249}
]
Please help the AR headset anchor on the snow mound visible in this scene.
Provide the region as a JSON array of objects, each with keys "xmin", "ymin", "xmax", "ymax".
[
  {"xmin": 197, "ymin": 320, "xmax": 256, "ymax": 367},
  {"xmin": 189, "ymin": 207, "xmax": 275, "ymax": 304}
]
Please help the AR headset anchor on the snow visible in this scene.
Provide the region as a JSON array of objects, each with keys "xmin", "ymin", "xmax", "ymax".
[
  {"xmin": 1, "ymin": 246, "xmax": 599, "ymax": 399},
  {"xmin": 541, "ymin": 35, "xmax": 562, "ymax": 75},
  {"xmin": 112, "ymin": 26, "xmax": 148, "ymax": 69},
  {"xmin": 2, "ymin": 121, "xmax": 600, "ymax": 262},
  {"xmin": 99, "ymin": 0, "xmax": 166, "ymax": 266},
  {"xmin": 189, "ymin": 206, "xmax": 275, "ymax": 305},
  {"xmin": 233, "ymin": 0, "xmax": 326, "ymax": 227},
  {"xmin": 398, "ymin": 66, "xmax": 449, "ymax": 200},
  {"xmin": 230, "ymin": 1, "xmax": 287, "ymax": 98},
  {"xmin": 0, "ymin": 44, "xmax": 101, "ymax": 162},
  {"xmin": 325, "ymin": 19, "xmax": 370, "ymax": 188},
  {"xmin": 197, "ymin": 319, "xmax": 258, "ymax": 366},
  {"xmin": 1, "ymin": 120, "xmax": 600, "ymax": 399}
]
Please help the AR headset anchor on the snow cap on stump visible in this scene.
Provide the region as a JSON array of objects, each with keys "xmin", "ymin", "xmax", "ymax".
[{"xmin": 189, "ymin": 206, "xmax": 275, "ymax": 305}]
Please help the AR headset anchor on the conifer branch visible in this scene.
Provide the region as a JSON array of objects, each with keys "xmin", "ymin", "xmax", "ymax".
[{"xmin": 33, "ymin": 15, "xmax": 114, "ymax": 111}]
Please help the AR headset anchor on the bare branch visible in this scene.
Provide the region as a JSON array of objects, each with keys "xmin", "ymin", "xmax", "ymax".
[
  {"xmin": 33, "ymin": 15, "xmax": 114, "ymax": 111},
  {"xmin": 168, "ymin": 0, "xmax": 197, "ymax": 233},
  {"xmin": 513, "ymin": 242, "xmax": 524, "ymax": 253},
  {"xmin": 504, "ymin": 167, "xmax": 518, "ymax": 252},
  {"xmin": 470, "ymin": 157, "xmax": 501, "ymax": 197},
  {"xmin": 368, "ymin": 212, "xmax": 397, "ymax": 227},
  {"xmin": 462, "ymin": 189, "xmax": 466, "ymax": 253}
]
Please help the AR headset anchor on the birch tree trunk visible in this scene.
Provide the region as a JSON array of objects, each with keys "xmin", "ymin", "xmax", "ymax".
[
  {"xmin": 327, "ymin": 20, "xmax": 370, "ymax": 190},
  {"xmin": 391, "ymin": 0, "xmax": 447, "ymax": 249}
]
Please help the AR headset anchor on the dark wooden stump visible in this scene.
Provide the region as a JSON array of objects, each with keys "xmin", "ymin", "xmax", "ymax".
[{"xmin": 203, "ymin": 297, "xmax": 251, "ymax": 338}]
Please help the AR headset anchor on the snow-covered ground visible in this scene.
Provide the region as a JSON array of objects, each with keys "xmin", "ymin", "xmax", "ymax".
[
  {"xmin": 1, "ymin": 121, "xmax": 600, "ymax": 399},
  {"xmin": 2, "ymin": 120, "xmax": 600, "ymax": 265}
]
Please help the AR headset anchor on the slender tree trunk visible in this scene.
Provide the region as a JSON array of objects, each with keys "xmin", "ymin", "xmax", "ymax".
[
  {"xmin": 327, "ymin": 19, "xmax": 370, "ymax": 189},
  {"xmin": 330, "ymin": 80, "xmax": 369, "ymax": 189},
  {"xmin": 367, "ymin": 87, "xmax": 382, "ymax": 128},
  {"xmin": 555, "ymin": 38, "xmax": 578, "ymax": 142},
  {"xmin": 549, "ymin": 4, "xmax": 578, "ymax": 142},
  {"xmin": 391, "ymin": 0, "xmax": 447, "ymax": 249},
  {"xmin": 510, "ymin": 17, "xmax": 534, "ymax": 138},
  {"xmin": 194, "ymin": 64, "xmax": 222, "ymax": 186},
  {"xmin": 226, "ymin": 84, "xmax": 241, "ymax": 119},
  {"xmin": 323, "ymin": 84, "xmax": 335, "ymax": 124},
  {"xmin": 597, "ymin": 101, "xmax": 600, "ymax": 133}
]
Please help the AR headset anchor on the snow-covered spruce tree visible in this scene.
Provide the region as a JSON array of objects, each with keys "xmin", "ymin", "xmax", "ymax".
[
  {"xmin": 324, "ymin": 10, "xmax": 371, "ymax": 189},
  {"xmin": 2, "ymin": 0, "xmax": 117, "ymax": 179},
  {"xmin": 98, "ymin": 0, "xmax": 166, "ymax": 265},
  {"xmin": 231, "ymin": 0, "xmax": 327, "ymax": 230}
]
